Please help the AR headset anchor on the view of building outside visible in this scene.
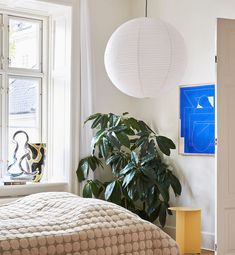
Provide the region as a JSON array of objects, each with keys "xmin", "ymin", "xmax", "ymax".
[{"xmin": 9, "ymin": 18, "xmax": 40, "ymax": 69}]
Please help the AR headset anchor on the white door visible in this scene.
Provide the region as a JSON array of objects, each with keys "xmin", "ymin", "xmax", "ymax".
[{"xmin": 217, "ymin": 18, "xmax": 235, "ymax": 255}]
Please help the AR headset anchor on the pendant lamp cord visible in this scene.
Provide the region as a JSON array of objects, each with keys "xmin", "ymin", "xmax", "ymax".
[{"xmin": 145, "ymin": 0, "xmax": 148, "ymax": 17}]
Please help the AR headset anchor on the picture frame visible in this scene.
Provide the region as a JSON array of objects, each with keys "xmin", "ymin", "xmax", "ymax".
[{"xmin": 179, "ymin": 83, "xmax": 215, "ymax": 156}]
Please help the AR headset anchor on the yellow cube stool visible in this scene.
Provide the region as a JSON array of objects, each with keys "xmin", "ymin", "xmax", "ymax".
[{"xmin": 169, "ymin": 207, "xmax": 201, "ymax": 254}]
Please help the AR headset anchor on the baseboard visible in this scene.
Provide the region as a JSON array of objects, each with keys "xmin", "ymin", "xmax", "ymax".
[{"xmin": 164, "ymin": 225, "xmax": 215, "ymax": 251}]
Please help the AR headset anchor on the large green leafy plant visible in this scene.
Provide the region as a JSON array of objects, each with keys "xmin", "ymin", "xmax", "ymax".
[{"xmin": 77, "ymin": 112, "xmax": 181, "ymax": 227}]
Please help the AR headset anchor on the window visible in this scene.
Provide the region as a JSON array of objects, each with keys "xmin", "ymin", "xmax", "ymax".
[
  {"xmin": 0, "ymin": 13, "xmax": 47, "ymax": 178},
  {"xmin": 0, "ymin": 2, "xmax": 72, "ymax": 189}
]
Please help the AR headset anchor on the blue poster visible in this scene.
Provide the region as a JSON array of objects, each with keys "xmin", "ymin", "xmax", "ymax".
[{"xmin": 180, "ymin": 84, "xmax": 215, "ymax": 154}]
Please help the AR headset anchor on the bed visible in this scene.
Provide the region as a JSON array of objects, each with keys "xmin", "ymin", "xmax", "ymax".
[{"xmin": 0, "ymin": 192, "xmax": 180, "ymax": 255}]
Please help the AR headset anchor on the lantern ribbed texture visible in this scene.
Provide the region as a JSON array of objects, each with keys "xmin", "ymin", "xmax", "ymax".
[{"xmin": 104, "ymin": 17, "xmax": 187, "ymax": 98}]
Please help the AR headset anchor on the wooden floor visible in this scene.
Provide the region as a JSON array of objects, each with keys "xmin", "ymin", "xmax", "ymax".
[
  {"xmin": 201, "ymin": 250, "xmax": 214, "ymax": 255},
  {"xmin": 184, "ymin": 251, "xmax": 214, "ymax": 255}
]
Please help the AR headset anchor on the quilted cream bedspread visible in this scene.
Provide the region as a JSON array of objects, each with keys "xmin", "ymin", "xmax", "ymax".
[{"xmin": 0, "ymin": 192, "xmax": 180, "ymax": 255}]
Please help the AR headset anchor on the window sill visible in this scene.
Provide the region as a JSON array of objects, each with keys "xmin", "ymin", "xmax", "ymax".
[{"xmin": 0, "ymin": 182, "xmax": 69, "ymax": 199}]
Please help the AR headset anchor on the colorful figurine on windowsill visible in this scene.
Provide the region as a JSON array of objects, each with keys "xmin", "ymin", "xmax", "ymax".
[
  {"xmin": 27, "ymin": 143, "xmax": 46, "ymax": 183},
  {"xmin": 7, "ymin": 130, "xmax": 46, "ymax": 183}
]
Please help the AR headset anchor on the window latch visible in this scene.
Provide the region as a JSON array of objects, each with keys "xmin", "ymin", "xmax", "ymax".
[
  {"xmin": 7, "ymin": 57, "xmax": 11, "ymax": 65},
  {"xmin": 0, "ymin": 55, "xmax": 4, "ymax": 67}
]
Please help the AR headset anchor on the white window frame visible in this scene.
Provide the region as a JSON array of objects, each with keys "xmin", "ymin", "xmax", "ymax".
[{"xmin": 0, "ymin": 10, "xmax": 49, "ymax": 179}]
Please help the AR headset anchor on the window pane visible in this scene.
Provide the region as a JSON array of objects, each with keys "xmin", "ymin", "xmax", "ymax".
[
  {"xmin": 9, "ymin": 17, "xmax": 41, "ymax": 70},
  {"xmin": 8, "ymin": 77, "xmax": 41, "ymax": 171}
]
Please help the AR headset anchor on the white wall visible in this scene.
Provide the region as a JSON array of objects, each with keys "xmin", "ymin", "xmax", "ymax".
[
  {"xmin": 129, "ymin": 0, "xmax": 235, "ymax": 250},
  {"xmin": 88, "ymin": 0, "xmax": 141, "ymax": 182},
  {"xmin": 89, "ymin": 0, "xmax": 140, "ymax": 116}
]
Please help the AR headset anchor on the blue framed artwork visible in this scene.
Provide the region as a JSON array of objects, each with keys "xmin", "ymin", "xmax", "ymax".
[{"xmin": 179, "ymin": 84, "xmax": 215, "ymax": 155}]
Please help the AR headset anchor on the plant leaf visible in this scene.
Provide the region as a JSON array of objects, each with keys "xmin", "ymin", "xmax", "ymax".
[
  {"xmin": 109, "ymin": 114, "xmax": 121, "ymax": 127},
  {"xmin": 88, "ymin": 157, "xmax": 96, "ymax": 171},
  {"xmin": 120, "ymin": 162, "xmax": 135, "ymax": 175},
  {"xmin": 114, "ymin": 116, "xmax": 121, "ymax": 126},
  {"xmin": 138, "ymin": 120, "xmax": 154, "ymax": 133},
  {"xmin": 107, "ymin": 132, "xmax": 121, "ymax": 149},
  {"xmin": 131, "ymin": 151, "xmax": 139, "ymax": 165},
  {"xmin": 100, "ymin": 114, "xmax": 109, "ymax": 129},
  {"xmin": 109, "ymin": 125, "xmax": 128, "ymax": 133},
  {"xmin": 94, "ymin": 129, "xmax": 106, "ymax": 144},
  {"xmin": 104, "ymin": 181, "xmax": 116, "ymax": 200},
  {"xmin": 127, "ymin": 118, "xmax": 140, "ymax": 131},
  {"xmin": 106, "ymin": 154, "xmax": 120, "ymax": 165},
  {"xmin": 102, "ymin": 138, "xmax": 109, "ymax": 158},
  {"xmin": 159, "ymin": 203, "xmax": 167, "ymax": 227},
  {"xmin": 84, "ymin": 113, "xmax": 102, "ymax": 124},
  {"xmin": 126, "ymin": 185, "xmax": 139, "ymax": 201},
  {"xmin": 136, "ymin": 209, "xmax": 150, "ymax": 221},
  {"xmin": 93, "ymin": 156, "xmax": 103, "ymax": 168},
  {"xmin": 148, "ymin": 200, "xmax": 161, "ymax": 222},
  {"xmin": 76, "ymin": 165, "xmax": 84, "ymax": 182},
  {"xmin": 156, "ymin": 136, "xmax": 176, "ymax": 156},
  {"xmin": 83, "ymin": 182, "xmax": 93, "ymax": 198},
  {"xmin": 93, "ymin": 179, "xmax": 104, "ymax": 196},
  {"xmin": 90, "ymin": 181, "xmax": 100, "ymax": 197},
  {"xmin": 116, "ymin": 132, "xmax": 130, "ymax": 148},
  {"xmin": 169, "ymin": 172, "xmax": 182, "ymax": 196},
  {"xmin": 160, "ymin": 136, "xmax": 176, "ymax": 149},
  {"xmin": 155, "ymin": 182, "xmax": 169, "ymax": 202},
  {"xmin": 91, "ymin": 115, "xmax": 103, "ymax": 129},
  {"xmin": 99, "ymin": 142, "xmax": 105, "ymax": 159},
  {"xmin": 122, "ymin": 170, "xmax": 136, "ymax": 188},
  {"xmin": 141, "ymin": 154, "xmax": 155, "ymax": 165},
  {"xmin": 141, "ymin": 167, "xmax": 156, "ymax": 180},
  {"xmin": 125, "ymin": 129, "xmax": 135, "ymax": 136},
  {"xmin": 110, "ymin": 181, "xmax": 122, "ymax": 205},
  {"xmin": 135, "ymin": 136, "xmax": 148, "ymax": 148},
  {"xmin": 77, "ymin": 159, "xmax": 89, "ymax": 181}
]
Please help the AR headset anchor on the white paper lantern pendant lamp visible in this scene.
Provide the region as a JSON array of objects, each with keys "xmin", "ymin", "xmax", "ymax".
[{"xmin": 104, "ymin": 0, "xmax": 187, "ymax": 98}]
